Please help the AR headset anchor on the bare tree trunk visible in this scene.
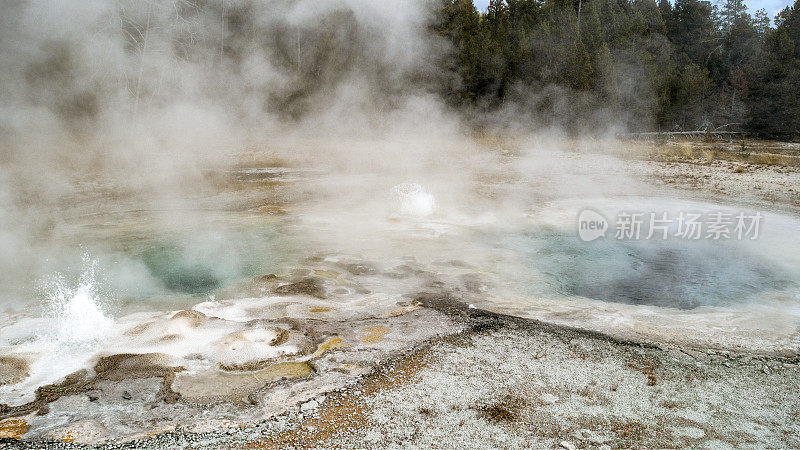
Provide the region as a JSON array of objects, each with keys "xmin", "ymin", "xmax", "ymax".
[
  {"xmin": 296, "ymin": 29, "xmax": 301, "ymax": 71},
  {"xmin": 220, "ymin": 0, "xmax": 225, "ymax": 62}
]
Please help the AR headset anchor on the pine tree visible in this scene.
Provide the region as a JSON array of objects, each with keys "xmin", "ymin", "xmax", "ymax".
[
  {"xmin": 430, "ymin": 0, "xmax": 800, "ymax": 137},
  {"xmin": 753, "ymin": 8, "xmax": 771, "ymax": 34},
  {"xmin": 719, "ymin": 0, "xmax": 749, "ymax": 32}
]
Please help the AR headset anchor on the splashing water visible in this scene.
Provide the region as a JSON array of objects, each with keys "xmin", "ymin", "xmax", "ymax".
[
  {"xmin": 391, "ymin": 182, "xmax": 436, "ymax": 217},
  {"xmin": 42, "ymin": 257, "xmax": 114, "ymax": 348}
]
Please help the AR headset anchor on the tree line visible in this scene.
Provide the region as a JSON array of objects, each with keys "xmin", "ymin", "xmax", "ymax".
[{"xmin": 434, "ymin": 0, "xmax": 800, "ymax": 138}]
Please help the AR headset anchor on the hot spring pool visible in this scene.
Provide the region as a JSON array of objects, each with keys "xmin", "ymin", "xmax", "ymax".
[
  {"xmin": 507, "ymin": 232, "xmax": 794, "ymax": 310},
  {"xmin": 474, "ymin": 197, "xmax": 800, "ymax": 353},
  {"xmin": 0, "ymin": 212, "xmax": 298, "ymax": 316}
]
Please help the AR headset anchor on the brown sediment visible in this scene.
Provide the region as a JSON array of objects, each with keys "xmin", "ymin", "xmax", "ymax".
[
  {"xmin": 474, "ymin": 395, "xmax": 529, "ymax": 424},
  {"xmin": 171, "ymin": 309, "xmax": 207, "ymax": 327},
  {"xmin": 235, "ymin": 297, "xmax": 704, "ymax": 447},
  {"xmin": 218, "ymin": 360, "xmax": 275, "ymax": 372},
  {"xmin": 93, "ymin": 353, "xmax": 184, "ymax": 404},
  {"xmin": 0, "ymin": 356, "xmax": 29, "ymax": 386},
  {"xmin": 0, "ymin": 418, "xmax": 28, "ymax": 439},
  {"xmin": 255, "ymin": 205, "xmax": 288, "ymax": 215},
  {"xmin": 0, "ymin": 353, "xmax": 184, "ymax": 420},
  {"xmin": 269, "ymin": 327, "xmax": 290, "ymax": 346},
  {"xmin": 359, "ymin": 326, "xmax": 388, "ymax": 344},
  {"xmin": 273, "ymin": 277, "xmax": 326, "ymax": 299},
  {"xmin": 342, "ymin": 263, "xmax": 377, "ymax": 276},
  {"xmin": 640, "ymin": 139, "xmax": 800, "ymax": 168},
  {"xmin": 242, "ymin": 344, "xmax": 435, "ymax": 449},
  {"xmin": 124, "ymin": 321, "xmax": 157, "ymax": 336},
  {"xmin": 626, "ymin": 354, "xmax": 661, "ymax": 387},
  {"xmin": 241, "ymin": 323, "xmax": 478, "ymax": 449},
  {"xmin": 311, "ymin": 337, "xmax": 345, "ymax": 358},
  {"xmin": 312, "ymin": 269, "xmax": 340, "ymax": 280},
  {"xmin": 173, "ymin": 361, "xmax": 313, "ymax": 404}
]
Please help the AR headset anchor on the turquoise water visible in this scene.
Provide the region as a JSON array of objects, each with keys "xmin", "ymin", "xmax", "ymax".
[
  {"xmin": 502, "ymin": 228, "xmax": 797, "ymax": 310},
  {"xmin": 4, "ymin": 216, "xmax": 298, "ymax": 315},
  {"xmin": 132, "ymin": 227, "xmax": 291, "ymax": 295}
]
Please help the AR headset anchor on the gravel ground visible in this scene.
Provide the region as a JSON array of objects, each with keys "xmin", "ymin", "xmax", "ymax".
[
  {"xmin": 635, "ymin": 156, "xmax": 800, "ymax": 213},
  {"xmin": 322, "ymin": 312, "xmax": 800, "ymax": 449}
]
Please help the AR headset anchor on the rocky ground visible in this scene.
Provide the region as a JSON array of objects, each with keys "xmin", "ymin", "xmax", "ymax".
[{"xmin": 4, "ymin": 304, "xmax": 797, "ymax": 449}]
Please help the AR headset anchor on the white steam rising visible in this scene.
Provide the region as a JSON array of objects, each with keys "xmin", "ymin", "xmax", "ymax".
[{"xmin": 0, "ymin": 0, "xmax": 461, "ymax": 308}]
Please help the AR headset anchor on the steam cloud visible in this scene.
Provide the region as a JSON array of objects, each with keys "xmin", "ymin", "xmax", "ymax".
[
  {"xmin": 0, "ymin": 0, "xmax": 495, "ymax": 305},
  {"xmin": 0, "ymin": 0, "xmax": 633, "ymax": 309}
]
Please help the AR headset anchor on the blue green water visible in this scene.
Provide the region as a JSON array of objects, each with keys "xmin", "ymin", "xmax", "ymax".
[
  {"xmin": 502, "ymin": 228, "xmax": 796, "ymax": 310},
  {"xmin": 21, "ymin": 217, "xmax": 299, "ymax": 314}
]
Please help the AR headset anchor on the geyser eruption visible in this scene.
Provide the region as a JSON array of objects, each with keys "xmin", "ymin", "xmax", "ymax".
[{"xmin": 41, "ymin": 258, "xmax": 113, "ymax": 348}]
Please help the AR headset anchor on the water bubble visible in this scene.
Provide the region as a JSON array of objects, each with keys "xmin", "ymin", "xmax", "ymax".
[{"xmin": 390, "ymin": 182, "xmax": 436, "ymax": 217}]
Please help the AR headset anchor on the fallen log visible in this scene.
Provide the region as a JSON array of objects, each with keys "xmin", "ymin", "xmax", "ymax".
[{"xmin": 617, "ymin": 131, "xmax": 744, "ymax": 140}]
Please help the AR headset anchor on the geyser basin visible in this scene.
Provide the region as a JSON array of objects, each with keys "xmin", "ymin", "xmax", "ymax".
[{"xmin": 479, "ymin": 198, "xmax": 800, "ymax": 354}]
